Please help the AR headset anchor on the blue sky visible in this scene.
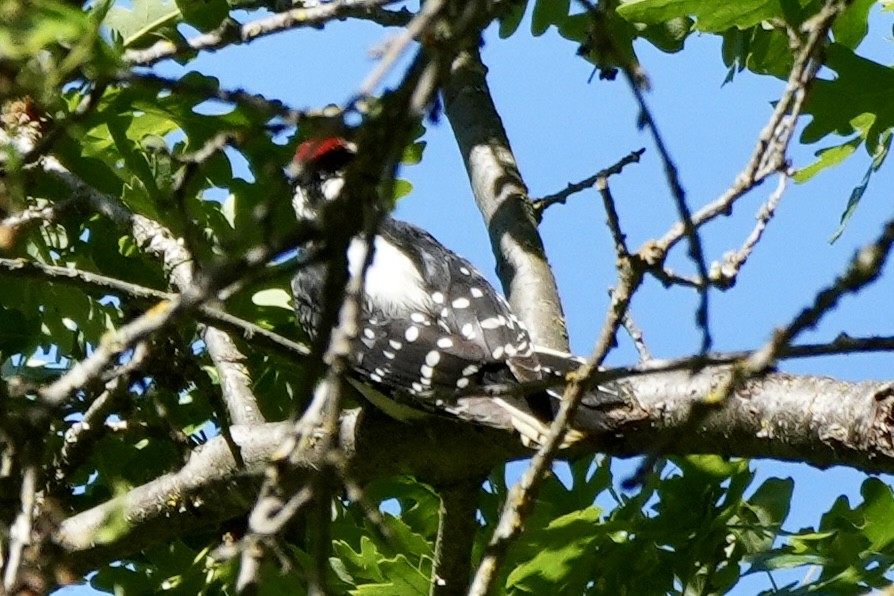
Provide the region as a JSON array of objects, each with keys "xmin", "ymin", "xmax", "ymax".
[{"xmin": 57, "ymin": 3, "xmax": 894, "ymax": 594}]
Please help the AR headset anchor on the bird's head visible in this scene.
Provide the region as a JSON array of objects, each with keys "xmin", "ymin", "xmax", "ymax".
[{"xmin": 289, "ymin": 136, "xmax": 357, "ymax": 220}]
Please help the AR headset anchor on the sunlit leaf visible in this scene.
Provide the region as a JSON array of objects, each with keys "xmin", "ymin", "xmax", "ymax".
[
  {"xmin": 828, "ymin": 130, "xmax": 891, "ymax": 243},
  {"xmin": 104, "ymin": 0, "xmax": 181, "ymax": 48},
  {"xmin": 618, "ymin": 0, "xmax": 790, "ymax": 32},
  {"xmin": 251, "ymin": 288, "xmax": 292, "ymax": 310}
]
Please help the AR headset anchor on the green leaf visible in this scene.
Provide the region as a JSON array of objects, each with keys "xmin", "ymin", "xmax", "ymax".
[
  {"xmin": 832, "ymin": 0, "xmax": 874, "ymax": 50},
  {"xmin": 393, "ymin": 179, "xmax": 413, "ymax": 200},
  {"xmin": 720, "ymin": 21, "xmax": 795, "ymax": 81},
  {"xmin": 828, "ymin": 130, "xmax": 891, "ymax": 243},
  {"xmin": 638, "ymin": 17, "xmax": 694, "ymax": 53},
  {"xmin": 0, "ymin": 306, "xmax": 41, "ymax": 356},
  {"xmin": 401, "ymin": 140, "xmax": 427, "ymax": 165},
  {"xmin": 567, "ymin": 456, "xmax": 611, "ymax": 506},
  {"xmin": 104, "ymin": 0, "xmax": 181, "ymax": 48},
  {"xmin": 734, "ymin": 477, "xmax": 794, "ymax": 555},
  {"xmin": 748, "ymin": 477, "xmax": 794, "ymax": 529},
  {"xmin": 175, "ymin": 0, "xmax": 228, "ymax": 32},
  {"xmin": 332, "ymin": 537, "xmax": 387, "ymax": 583},
  {"xmin": 499, "ymin": 0, "xmax": 529, "ymax": 38},
  {"xmin": 855, "ymin": 477, "xmax": 894, "ymax": 550},
  {"xmin": 746, "ymin": 551, "xmax": 828, "ymax": 572},
  {"xmin": 507, "ymin": 507, "xmax": 603, "ymax": 593},
  {"xmin": 618, "ymin": 0, "xmax": 790, "ymax": 32},
  {"xmin": 334, "ymin": 536, "xmax": 430, "ymax": 595},
  {"xmin": 0, "ymin": 2, "xmax": 92, "ymax": 60},
  {"xmin": 802, "ymin": 44, "xmax": 894, "ymax": 154},
  {"xmin": 677, "ymin": 454, "xmax": 749, "ymax": 479},
  {"xmin": 795, "ymin": 136, "xmax": 862, "ymax": 183},
  {"xmin": 557, "ymin": 12, "xmax": 589, "ymax": 43},
  {"xmin": 351, "ymin": 556, "xmax": 429, "ymax": 596},
  {"xmin": 566, "ymin": 8, "xmax": 639, "ymax": 78},
  {"xmin": 531, "ymin": 0, "xmax": 570, "ymax": 36}
]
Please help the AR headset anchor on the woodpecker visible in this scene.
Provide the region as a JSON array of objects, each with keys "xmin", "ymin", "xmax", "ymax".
[{"xmin": 289, "ymin": 137, "xmax": 614, "ymax": 446}]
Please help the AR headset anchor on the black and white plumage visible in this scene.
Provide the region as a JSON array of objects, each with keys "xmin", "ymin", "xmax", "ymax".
[{"xmin": 289, "ymin": 137, "xmax": 612, "ymax": 446}]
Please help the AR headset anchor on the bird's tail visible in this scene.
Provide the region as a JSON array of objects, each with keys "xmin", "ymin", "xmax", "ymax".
[{"xmin": 491, "ymin": 346, "xmax": 624, "ymax": 448}]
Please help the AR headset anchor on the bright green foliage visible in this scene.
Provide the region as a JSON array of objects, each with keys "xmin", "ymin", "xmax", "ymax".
[
  {"xmin": 747, "ymin": 478, "xmax": 894, "ymax": 593},
  {"xmin": 485, "ymin": 456, "xmax": 797, "ymax": 594},
  {"xmin": 617, "ymin": 0, "xmax": 808, "ymax": 32},
  {"xmin": 797, "ymin": 44, "xmax": 894, "ymax": 240},
  {"xmin": 105, "ymin": 0, "xmax": 182, "ymax": 48}
]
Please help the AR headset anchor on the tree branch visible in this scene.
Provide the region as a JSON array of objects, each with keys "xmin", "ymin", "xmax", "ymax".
[
  {"xmin": 653, "ymin": 1, "xmax": 845, "ymax": 256},
  {"xmin": 55, "ymin": 370, "xmax": 894, "ymax": 577},
  {"xmin": 430, "ymin": 479, "xmax": 482, "ymax": 596},
  {"xmin": 443, "ymin": 46, "xmax": 569, "ymax": 351},
  {"xmin": 531, "ymin": 147, "xmax": 645, "ymax": 221},
  {"xmin": 57, "ymin": 409, "xmax": 520, "ymax": 575},
  {"xmin": 0, "ymin": 257, "xmax": 310, "ymax": 363},
  {"xmin": 124, "ymin": 0, "xmax": 405, "ymax": 66}
]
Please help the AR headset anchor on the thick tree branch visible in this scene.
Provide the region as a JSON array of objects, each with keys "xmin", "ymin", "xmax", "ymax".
[
  {"xmin": 57, "ymin": 409, "xmax": 520, "ymax": 574},
  {"xmin": 443, "ymin": 46, "xmax": 569, "ymax": 351},
  {"xmin": 56, "ymin": 370, "xmax": 894, "ymax": 576},
  {"xmin": 430, "ymin": 479, "xmax": 482, "ymax": 596}
]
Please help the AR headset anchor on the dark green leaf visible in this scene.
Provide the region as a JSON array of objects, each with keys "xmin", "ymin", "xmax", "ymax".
[
  {"xmin": 175, "ymin": 0, "xmax": 228, "ymax": 32},
  {"xmin": 828, "ymin": 130, "xmax": 891, "ymax": 243},
  {"xmin": 531, "ymin": 0, "xmax": 570, "ymax": 36},
  {"xmin": 499, "ymin": 0, "xmax": 529, "ymax": 38},
  {"xmin": 638, "ymin": 17, "xmax": 694, "ymax": 53},
  {"xmin": 802, "ymin": 44, "xmax": 894, "ymax": 154},
  {"xmin": 0, "ymin": 306, "xmax": 41, "ymax": 356},
  {"xmin": 748, "ymin": 477, "xmax": 794, "ymax": 528}
]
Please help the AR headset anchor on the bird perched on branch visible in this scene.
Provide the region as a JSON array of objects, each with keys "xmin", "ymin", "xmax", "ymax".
[{"xmin": 288, "ymin": 136, "xmax": 618, "ymax": 447}]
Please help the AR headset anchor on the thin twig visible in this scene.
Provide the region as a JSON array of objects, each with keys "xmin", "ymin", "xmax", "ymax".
[
  {"xmin": 30, "ymin": 155, "xmax": 311, "ymax": 420},
  {"xmin": 596, "ymin": 174, "xmax": 630, "ymax": 258},
  {"xmin": 122, "ymin": 71, "xmax": 307, "ymax": 125},
  {"xmin": 357, "ymin": 0, "xmax": 446, "ymax": 97},
  {"xmin": 738, "ymin": 214, "xmax": 894, "ymax": 387},
  {"xmin": 532, "ymin": 147, "xmax": 645, "ymax": 221},
  {"xmin": 0, "ymin": 256, "xmax": 310, "ymax": 360},
  {"xmin": 469, "ymin": 241, "xmax": 639, "ymax": 596},
  {"xmin": 684, "ymin": 0, "xmax": 854, "ymax": 403},
  {"xmin": 626, "ymin": 68, "xmax": 712, "ymax": 353},
  {"xmin": 125, "ymin": 0, "xmax": 404, "ymax": 66},
  {"xmin": 655, "ymin": 9, "xmax": 835, "ymax": 255},
  {"xmin": 621, "ymin": 309, "xmax": 652, "ymax": 362},
  {"xmin": 710, "ymin": 173, "xmax": 789, "ymax": 288},
  {"xmin": 614, "ymin": 3, "xmax": 857, "ymax": 484}
]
